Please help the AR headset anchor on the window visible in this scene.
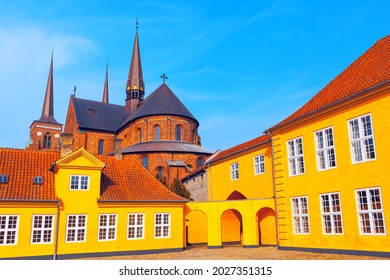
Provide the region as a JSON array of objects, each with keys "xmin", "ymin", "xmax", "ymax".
[
  {"xmin": 315, "ymin": 127, "xmax": 336, "ymax": 170},
  {"xmin": 176, "ymin": 125, "xmax": 182, "ymax": 141},
  {"xmin": 230, "ymin": 162, "xmax": 239, "ymax": 180},
  {"xmin": 0, "ymin": 174, "xmax": 8, "ymax": 183},
  {"xmin": 154, "ymin": 125, "xmax": 160, "ymax": 140},
  {"xmin": 98, "ymin": 139, "xmax": 104, "ymax": 155},
  {"xmin": 128, "ymin": 213, "xmax": 144, "ymax": 239},
  {"xmin": 33, "ymin": 176, "xmax": 43, "ymax": 184},
  {"xmin": 31, "ymin": 215, "xmax": 54, "ymax": 244},
  {"xmin": 43, "ymin": 133, "xmax": 51, "ymax": 149},
  {"xmin": 348, "ymin": 114, "xmax": 376, "ymax": 163},
  {"xmin": 287, "ymin": 137, "xmax": 305, "ymax": 176},
  {"xmin": 320, "ymin": 193, "xmax": 343, "ymax": 234},
  {"xmin": 141, "ymin": 156, "xmax": 149, "ymax": 170},
  {"xmin": 66, "ymin": 215, "xmax": 87, "ymax": 242},
  {"xmin": 356, "ymin": 187, "xmax": 385, "ymax": 235},
  {"xmin": 155, "ymin": 213, "xmax": 170, "ymax": 238},
  {"xmin": 291, "ymin": 197, "xmax": 309, "ymax": 234},
  {"xmin": 98, "ymin": 214, "xmax": 117, "ymax": 241},
  {"xmin": 254, "ymin": 154, "xmax": 265, "ymax": 175},
  {"xmin": 156, "ymin": 166, "xmax": 163, "ymax": 180},
  {"xmin": 197, "ymin": 157, "xmax": 204, "ymax": 168},
  {"xmin": 70, "ymin": 175, "xmax": 89, "ymax": 190},
  {"xmin": 0, "ymin": 215, "xmax": 19, "ymax": 245}
]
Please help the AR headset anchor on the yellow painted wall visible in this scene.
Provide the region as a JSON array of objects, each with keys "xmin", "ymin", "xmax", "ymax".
[
  {"xmin": 271, "ymin": 88, "xmax": 390, "ymax": 252},
  {"xmin": 186, "ymin": 210, "xmax": 208, "ymax": 245},
  {"xmin": 0, "ymin": 202, "xmax": 58, "ymax": 259},
  {"xmin": 208, "ymin": 144, "xmax": 274, "ymax": 201}
]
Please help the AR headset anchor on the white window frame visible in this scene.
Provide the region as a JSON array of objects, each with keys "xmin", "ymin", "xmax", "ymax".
[
  {"xmin": 320, "ymin": 193, "xmax": 343, "ymax": 235},
  {"xmin": 154, "ymin": 213, "xmax": 170, "ymax": 238},
  {"xmin": 348, "ymin": 113, "xmax": 376, "ymax": 164},
  {"xmin": 0, "ymin": 215, "xmax": 19, "ymax": 245},
  {"xmin": 66, "ymin": 214, "xmax": 87, "ymax": 243},
  {"xmin": 254, "ymin": 154, "xmax": 265, "ymax": 175},
  {"xmin": 291, "ymin": 196, "xmax": 310, "ymax": 234},
  {"xmin": 98, "ymin": 214, "xmax": 117, "ymax": 241},
  {"xmin": 127, "ymin": 213, "xmax": 145, "ymax": 240},
  {"xmin": 287, "ymin": 137, "xmax": 305, "ymax": 176},
  {"xmin": 315, "ymin": 127, "xmax": 337, "ymax": 171},
  {"xmin": 355, "ymin": 187, "xmax": 386, "ymax": 235},
  {"xmin": 230, "ymin": 162, "xmax": 239, "ymax": 180},
  {"xmin": 69, "ymin": 175, "xmax": 90, "ymax": 190},
  {"xmin": 31, "ymin": 215, "xmax": 54, "ymax": 244}
]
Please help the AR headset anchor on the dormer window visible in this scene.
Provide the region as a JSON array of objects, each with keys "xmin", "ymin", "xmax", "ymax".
[
  {"xmin": 0, "ymin": 174, "xmax": 8, "ymax": 183},
  {"xmin": 70, "ymin": 175, "xmax": 89, "ymax": 190},
  {"xmin": 33, "ymin": 176, "xmax": 43, "ymax": 184}
]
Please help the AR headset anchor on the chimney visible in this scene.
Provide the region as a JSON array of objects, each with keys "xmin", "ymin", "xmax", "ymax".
[
  {"xmin": 61, "ymin": 133, "xmax": 74, "ymax": 157},
  {"xmin": 114, "ymin": 138, "xmax": 123, "ymax": 160}
]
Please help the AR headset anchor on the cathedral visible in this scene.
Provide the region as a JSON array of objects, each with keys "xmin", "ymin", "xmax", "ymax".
[{"xmin": 28, "ymin": 26, "xmax": 213, "ymax": 186}]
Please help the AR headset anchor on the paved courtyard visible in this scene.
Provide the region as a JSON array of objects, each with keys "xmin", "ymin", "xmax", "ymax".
[{"xmin": 81, "ymin": 246, "xmax": 389, "ymax": 260}]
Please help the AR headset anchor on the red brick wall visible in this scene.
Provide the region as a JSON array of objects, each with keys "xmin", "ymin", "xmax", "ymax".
[
  {"xmin": 28, "ymin": 121, "xmax": 63, "ymax": 151},
  {"xmin": 118, "ymin": 115, "xmax": 200, "ymax": 147}
]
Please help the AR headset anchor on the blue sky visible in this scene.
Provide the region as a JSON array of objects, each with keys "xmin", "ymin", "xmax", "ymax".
[{"xmin": 0, "ymin": 0, "xmax": 389, "ymax": 152}]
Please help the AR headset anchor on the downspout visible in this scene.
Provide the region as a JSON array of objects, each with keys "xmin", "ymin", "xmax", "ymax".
[
  {"xmin": 267, "ymin": 130, "xmax": 280, "ymax": 248},
  {"xmin": 53, "ymin": 200, "xmax": 60, "ymax": 260}
]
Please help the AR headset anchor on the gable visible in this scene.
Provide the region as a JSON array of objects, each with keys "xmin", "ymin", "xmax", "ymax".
[{"xmin": 54, "ymin": 148, "xmax": 105, "ymax": 170}]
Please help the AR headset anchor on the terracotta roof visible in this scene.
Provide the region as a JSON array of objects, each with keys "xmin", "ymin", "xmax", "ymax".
[
  {"xmin": 121, "ymin": 140, "xmax": 213, "ymax": 155},
  {"xmin": 270, "ymin": 35, "xmax": 390, "ymax": 130},
  {"xmin": 97, "ymin": 155, "xmax": 187, "ymax": 202},
  {"xmin": 0, "ymin": 148, "xmax": 186, "ymax": 202},
  {"xmin": 119, "ymin": 83, "xmax": 198, "ymax": 129},
  {"xmin": 0, "ymin": 148, "xmax": 58, "ymax": 201},
  {"xmin": 210, "ymin": 134, "xmax": 271, "ymax": 163}
]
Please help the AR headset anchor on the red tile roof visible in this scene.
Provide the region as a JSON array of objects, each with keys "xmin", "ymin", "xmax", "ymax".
[
  {"xmin": 0, "ymin": 148, "xmax": 58, "ymax": 201},
  {"xmin": 270, "ymin": 35, "xmax": 390, "ymax": 130},
  {"xmin": 97, "ymin": 155, "xmax": 187, "ymax": 202},
  {"xmin": 209, "ymin": 134, "xmax": 271, "ymax": 163},
  {"xmin": 0, "ymin": 148, "xmax": 186, "ymax": 202}
]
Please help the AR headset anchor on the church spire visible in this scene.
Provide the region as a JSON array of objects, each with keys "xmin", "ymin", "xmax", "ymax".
[
  {"xmin": 125, "ymin": 18, "xmax": 145, "ymax": 111},
  {"xmin": 102, "ymin": 62, "xmax": 109, "ymax": 103},
  {"xmin": 39, "ymin": 52, "xmax": 58, "ymax": 124}
]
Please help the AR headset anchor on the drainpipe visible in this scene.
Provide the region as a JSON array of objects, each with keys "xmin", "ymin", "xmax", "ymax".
[
  {"xmin": 53, "ymin": 200, "xmax": 60, "ymax": 260},
  {"xmin": 267, "ymin": 130, "xmax": 280, "ymax": 248}
]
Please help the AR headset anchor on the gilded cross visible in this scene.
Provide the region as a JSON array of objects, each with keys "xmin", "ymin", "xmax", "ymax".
[{"xmin": 161, "ymin": 73, "xmax": 168, "ymax": 84}]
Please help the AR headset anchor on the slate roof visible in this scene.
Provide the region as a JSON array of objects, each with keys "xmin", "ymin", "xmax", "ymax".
[
  {"xmin": 121, "ymin": 140, "xmax": 213, "ymax": 155},
  {"xmin": 0, "ymin": 148, "xmax": 58, "ymax": 201},
  {"xmin": 209, "ymin": 134, "xmax": 271, "ymax": 163},
  {"xmin": 71, "ymin": 95, "xmax": 128, "ymax": 132},
  {"xmin": 0, "ymin": 148, "xmax": 186, "ymax": 202},
  {"xmin": 269, "ymin": 34, "xmax": 390, "ymax": 131},
  {"xmin": 119, "ymin": 83, "xmax": 198, "ymax": 130}
]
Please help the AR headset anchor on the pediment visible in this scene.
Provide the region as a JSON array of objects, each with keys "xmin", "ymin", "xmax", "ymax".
[{"xmin": 54, "ymin": 148, "xmax": 105, "ymax": 170}]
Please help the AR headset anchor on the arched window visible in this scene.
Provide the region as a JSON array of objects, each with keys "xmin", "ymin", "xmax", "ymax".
[
  {"xmin": 197, "ymin": 157, "xmax": 204, "ymax": 168},
  {"xmin": 154, "ymin": 125, "xmax": 160, "ymax": 140},
  {"xmin": 141, "ymin": 156, "xmax": 149, "ymax": 170},
  {"xmin": 176, "ymin": 125, "xmax": 182, "ymax": 141},
  {"xmin": 43, "ymin": 133, "xmax": 51, "ymax": 149},
  {"xmin": 156, "ymin": 166, "xmax": 163, "ymax": 180},
  {"xmin": 98, "ymin": 139, "xmax": 104, "ymax": 155},
  {"xmin": 138, "ymin": 128, "xmax": 142, "ymax": 143}
]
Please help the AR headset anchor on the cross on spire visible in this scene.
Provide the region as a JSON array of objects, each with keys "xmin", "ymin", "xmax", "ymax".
[
  {"xmin": 136, "ymin": 18, "xmax": 138, "ymax": 30},
  {"xmin": 161, "ymin": 73, "xmax": 168, "ymax": 84}
]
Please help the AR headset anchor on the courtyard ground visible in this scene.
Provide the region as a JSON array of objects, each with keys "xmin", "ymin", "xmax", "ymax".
[{"xmin": 80, "ymin": 245, "xmax": 389, "ymax": 260}]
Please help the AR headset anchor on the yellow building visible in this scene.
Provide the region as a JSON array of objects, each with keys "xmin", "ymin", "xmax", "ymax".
[
  {"xmin": 185, "ymin": 135, "xmax": 277, "ymax": 248},
  {"xmin": 266, "ymin": 35, "xmax": 390, "ymax": 255},
  {"xmin": 0, "ymin": 147, "xmax": 187, "ymax": 259}
]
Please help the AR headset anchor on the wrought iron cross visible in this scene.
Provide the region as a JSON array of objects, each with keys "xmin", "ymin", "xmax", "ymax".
[{"xmin": 161, "ymin": 73, "xmax": 168, "ymax": 84}]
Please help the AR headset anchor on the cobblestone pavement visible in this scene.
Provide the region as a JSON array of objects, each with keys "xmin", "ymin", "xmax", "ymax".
[{"xmin": 81, "ymin": 246, "xmax": 389, "ymax": 260}]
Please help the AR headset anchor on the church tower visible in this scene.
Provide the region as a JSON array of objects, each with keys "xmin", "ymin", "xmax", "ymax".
[
  {"xmin": 125, "ymin": 20, "xmax": 144, "ymax": 112},
  {"xmin": 28, "ymin": 53, "xmax": 63, "ymax": 151}
]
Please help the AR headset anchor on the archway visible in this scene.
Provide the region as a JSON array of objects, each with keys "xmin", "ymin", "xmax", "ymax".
[
  {"xmin": 221, "ymin": 209, "xmax": 242, "ymax": 246},
  {"xmin": 185, "ymin": 210, "xmax": 208, "ymax": 246},
  {"xmin": 256, "ymin": 207, "xmax": 277, "ymax": 246}
]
